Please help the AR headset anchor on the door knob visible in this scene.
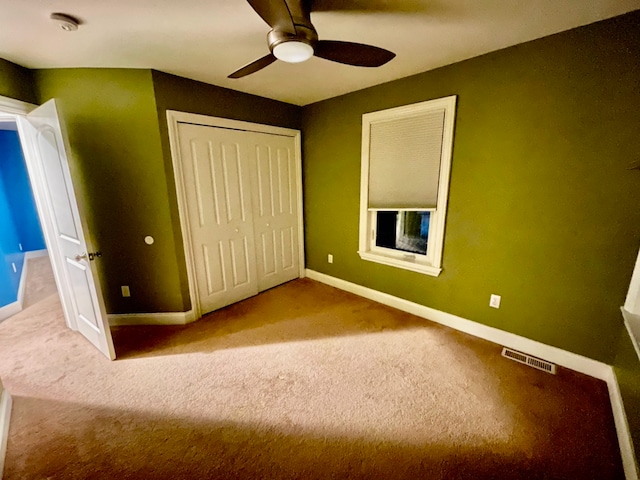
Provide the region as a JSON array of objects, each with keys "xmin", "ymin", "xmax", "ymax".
[
  {"xmin": 235, "ymin": 228, "xmax": 239, "ymax": 233},
  {"xmin": 74, "ymin": 253, "xmax": 88, "ymax": 262}
]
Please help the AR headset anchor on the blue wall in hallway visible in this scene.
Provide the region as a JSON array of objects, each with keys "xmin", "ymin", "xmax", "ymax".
[
  {"xmin": 0, "ymin": 173, "xmax": 21, "ymax": 306},
  {"xmin": 0, "ymin": 128, "xmax": 45, "ymax": 307},
  {"xmin": 0, "ymin": 130, "xmax": 45, "ymax": 251}
]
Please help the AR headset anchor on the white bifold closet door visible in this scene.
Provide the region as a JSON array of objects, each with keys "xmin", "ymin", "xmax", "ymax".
[{"xmin": 177, "ymin": 123, "xmax": 299, "ymax": 315}]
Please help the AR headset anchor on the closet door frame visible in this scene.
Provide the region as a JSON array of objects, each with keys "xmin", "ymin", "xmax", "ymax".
[{"xmin": 167, "ymin": 110, "xmax": 305, "ymax": 320}]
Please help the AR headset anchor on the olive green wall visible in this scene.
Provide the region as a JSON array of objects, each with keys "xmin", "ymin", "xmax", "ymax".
[
  {"xmin": 151, "ymin": 71, "xmax": 302, "ymax": 130},
  {"xmin": 614, "ymin": 329, "xmax": 640, "ymax": 461},
  {"xmin": 0, "ymin": 58, "xmax": 36, "ymax": 104},
  {"xmin": 302, "ymin": 11, "xmax": 640, "ymax": 364},
  {"xmin": 34, "ymin": 69, "xmax": 187, "ymax": 313},
  {"xmin": 150, "ymin": 70, "xmax": 303, "ymax": 306},
  {"xmin": 28, "ymin": 69, "xmax": 303, "ymax": 315}
]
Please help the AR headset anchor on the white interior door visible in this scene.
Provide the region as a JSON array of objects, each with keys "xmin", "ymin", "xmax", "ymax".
[
  {"xmin": 251, "ymin": 133, "xmax": 300, "ymax": 291},
  {"xmin": 20, "ymin": 100, "xmax": 115, "ymax": 360},
  {"xmin": 178, "ymin": 123, "xmax": 259, "ymax": 314}
]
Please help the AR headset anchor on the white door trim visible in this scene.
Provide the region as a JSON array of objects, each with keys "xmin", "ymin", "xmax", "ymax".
[
  {"xmin": 0, "ymin": 387, "xmax": 12, "ymax": 480},
  {"xmin": 0, "ymin": 95, "xmax": 34, "ymax": 115},
  {"xmin": 167, "ymin": 110, "xmax": 305, "ymax": 320}
]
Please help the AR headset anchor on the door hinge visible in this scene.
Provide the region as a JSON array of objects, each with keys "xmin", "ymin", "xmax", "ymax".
[{"xmin": 88, "ymin": 251, "xmax": 102, "ymax": 261}]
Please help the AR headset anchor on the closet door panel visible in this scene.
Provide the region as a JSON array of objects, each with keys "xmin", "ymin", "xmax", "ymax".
[
  {"xmin": 280, "ymin": 226, "xmax": 296, "ymax": 270},
  {"xmin": 179, "ymin": 123, "xmax": 258, "ymax": 314},
  {"xmin": 259, "ymin": 230, "xmax": 278, "ymax": 276},
  {"xmin": 251, "ymin": 136, "xmax": 300, "ymax": 292},
  {"xmin": 201, "ymin": 242, "xmax": 225, "ymax": 295}
]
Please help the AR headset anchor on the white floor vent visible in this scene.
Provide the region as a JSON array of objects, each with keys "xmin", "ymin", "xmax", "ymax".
[{"xmin": 501, "ymin": 347, "xmax": 557, "ymax": 374}]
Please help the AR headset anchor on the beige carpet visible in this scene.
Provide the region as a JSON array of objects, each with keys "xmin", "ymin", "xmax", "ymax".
[
  {"xmin": 0, "ymin": 258, "xmax": 623, "ymax": 479},
  {"xmin": 21, "ymin": 255, "xmax": 58, "ymax": 309}
]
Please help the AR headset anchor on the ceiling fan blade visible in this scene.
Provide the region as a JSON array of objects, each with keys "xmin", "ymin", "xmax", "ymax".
[
  {"xmin": 228, "ymin": 53, "xmax": 278, "ymax": 79},
  {"xmin": 314, "ymin": 40, "xmax": 395, "ymax": 67},
  {"xmin": 247, "ymin": 0, "xmax": 296, "ymax": 34}
]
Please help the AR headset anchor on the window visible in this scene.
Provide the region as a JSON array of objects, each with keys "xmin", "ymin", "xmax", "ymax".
[
  {"xmin": 358, "ymin": 96, "xmax": 457, "ymax": 276},
  {"xmin": 374, "ymin": 210, "xmax": 430, "ymax": 255}
]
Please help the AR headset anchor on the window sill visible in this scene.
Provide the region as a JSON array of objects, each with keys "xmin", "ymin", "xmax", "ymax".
[
  {"xmin": 358, "ymin": 250, "xmax": 442, "ymax": 277},
  {"xmin": 621, "ymin": 307, "xmax": 640, "ymax": 362}
]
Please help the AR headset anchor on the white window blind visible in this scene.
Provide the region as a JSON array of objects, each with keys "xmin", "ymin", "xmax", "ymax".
[{"xmin": 368, "ymin": 108, "xmax": 445, "ymax": 209}]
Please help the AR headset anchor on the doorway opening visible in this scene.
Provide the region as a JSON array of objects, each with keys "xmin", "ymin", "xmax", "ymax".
[
  {"xmin": 0, "ymin": 95, "xmax": 115, "ymax": 359},
  {"xmin": 0, "ymin": 117, "xmax": 53, "ymax": 323}
]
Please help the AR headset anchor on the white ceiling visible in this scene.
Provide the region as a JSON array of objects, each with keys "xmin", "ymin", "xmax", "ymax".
[{"xmin": 1, "ymin": 1, "xmax": 638, "ymax": 106}]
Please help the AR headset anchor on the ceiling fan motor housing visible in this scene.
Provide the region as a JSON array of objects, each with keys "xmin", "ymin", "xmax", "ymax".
[{"xmin": 267, "ymin": 24, "xmax": 318, "ymax": 53}]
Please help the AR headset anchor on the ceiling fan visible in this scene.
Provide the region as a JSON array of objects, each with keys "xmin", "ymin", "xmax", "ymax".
[{"xmin": 228, "ymin": 0, "xmax": 396, "ymax": 79}]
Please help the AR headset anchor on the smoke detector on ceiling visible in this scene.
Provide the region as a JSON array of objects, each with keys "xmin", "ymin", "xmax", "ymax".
[{"xmin": 50, "ymin": 13, "xmax": 80, "ymax": 31}]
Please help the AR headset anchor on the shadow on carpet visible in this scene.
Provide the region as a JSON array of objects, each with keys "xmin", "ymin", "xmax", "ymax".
[{"xmin": 5, "ymin": 395, "xmax": 623, "ymax": 480}]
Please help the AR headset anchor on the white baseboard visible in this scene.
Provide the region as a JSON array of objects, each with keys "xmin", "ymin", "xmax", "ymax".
[
  {"xmin": 0, "ymin": 303, "xmax": 21, "ymax": 324},
  {"xmin": 0, "ymin": 389, "xmax": 13, "ymax": 480},
  {"xmin": 306, "ymin": 269, "xmax": 608, "ymax": 378},
  {"xmin": 605, "ymin": 367, "xmax": 639, "ymax": 480},
  {"xmin": 305, "ymin": 269, "xmax": 638, "ymax": 479},
  {"xmin": 108, "ymin": 310, "xmax": 196, "ymax": 326},
  {"xmin": 24, "ymin": 249, "xmax": 47, "ymax": 260},
  {"xmin": 16, "ymin": 255, "xmax": 28, "ymax": 311},
  {"xmin": 0, "ymin": 255, "xmax": 29, "ymax": 323}
]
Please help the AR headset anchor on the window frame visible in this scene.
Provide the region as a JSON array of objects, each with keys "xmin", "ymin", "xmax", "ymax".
[{"xmin": 358, "ymin": 96, "xmax": 457, "ymax": 276}]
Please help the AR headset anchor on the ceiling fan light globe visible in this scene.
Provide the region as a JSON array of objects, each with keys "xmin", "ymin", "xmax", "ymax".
[{"xmin": 273, "ymin": 41, "xmax": 314, "ymax": 63}]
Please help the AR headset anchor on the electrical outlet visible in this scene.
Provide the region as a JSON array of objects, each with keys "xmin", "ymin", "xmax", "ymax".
[
  {"xmin": 121, "ymin": 285, "xmax": 131, "ymax": 297},
  {"xmin": 328, "ymin": 254, "xmax": 334, "ymax": 264},
  {"xmin": 490, "ymin": 294, "xmax": 501, "ymax": 309}
]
